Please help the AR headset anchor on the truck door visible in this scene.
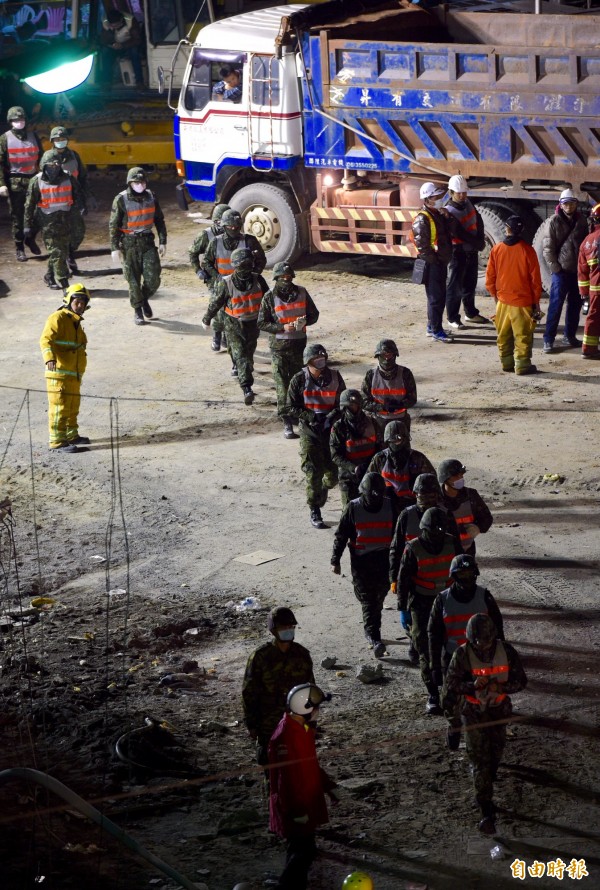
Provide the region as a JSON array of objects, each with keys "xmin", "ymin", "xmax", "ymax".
[{"xmin": 248, "ymin": 53, "xmax": 302, "ymax": 163}]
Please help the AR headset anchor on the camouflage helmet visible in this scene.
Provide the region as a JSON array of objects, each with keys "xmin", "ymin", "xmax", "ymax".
[
  {"xmin": 40, "ymin": 149, "xmax": 63, "ymax": 168},
  {"xmin": 358, "ymin": 471, "xmax": 385, "ymax": 499},
  {"xmin": 437, "ymin": 458, "xmax": 466, "ymax": 484},
  {"xmin": 7, "ymin": 106, "xmax": 26, "ymax": 122},
  {"xmin": 268, "ymin": 606, "xmax": 297, "ymax": 634},
  {"xmin": 221, "ymin": 208, "xmax": 243, "ymax": 230},
  {"xmin": 450, "ymin": 553, "xmax": 479, "ymax": 577},
  {"xmin": 63, "ymin": 282, "xmax": 91, "ymax": 310},
  {"xmin": 412, "ymin": 473, "xmax": 441, "ymax": 495},
  {"xmin": 466, "ymin": 613, "xmax": 497, "ymax": 647},
  {"xmin": 419, "ymin": 506, "xmax": 448, "ymax": 533},
  {"xmin": 303, "ymin": 343, "xmax": 327, "ymax": 365},
  {"xmin": 340, "ymin": 388, "xmax": 362, "ymax": 410},
  {"xmin": 374, "ymin": 338, "xmax": 398, "ymax": 358},
  {"xmin": 230, "ymin": 247, "xmax": 254, "ymax": 270},
  {"xmin": 272, "ymin": 261, "xmax": 295, "ymax": 280},
  {"xmin": 211, "ymin": 202, "xmax": 230, "ymax": 221},
  {"xmin": 127, "ymin": 166, "xmax": 147, "ymax": 183},
  {"xmin": 50, "ymin": 125, "xmax": 68, "ymax": 141},
  {"xmin": 384, "ymin": 420, "xmax": 410, "ymax": 444}
]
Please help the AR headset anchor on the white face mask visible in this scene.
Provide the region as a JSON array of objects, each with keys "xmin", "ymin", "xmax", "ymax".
[
  {"xmin": 12, "ymin": 120, "xmax": 26, "ymax": 130},
  {"xmin": 451, "ymin": 477, "xmax": 465, "ymax": 490},
  {"xmin": 433, "ymin": 198, "xmax": 445, "ymax": 210},
  {"xmin": 278, "ymin": 629, "xmax": 295, "ymax": 642},
  {"xmin": 311, "ymin": 357, "xmax": 327, "ymax": 370},
  {"xmin": 54, "ymin": 140, "xmax": 68, "ymax": 149},
  {"xmin": 131, "ymin": 182, "xmax": 146, "ymax": 193}
]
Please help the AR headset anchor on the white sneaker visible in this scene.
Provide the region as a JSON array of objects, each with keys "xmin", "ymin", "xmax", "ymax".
[{"xmin": 447, "ymin": 320, "xmax": 466, "ymax": 330}]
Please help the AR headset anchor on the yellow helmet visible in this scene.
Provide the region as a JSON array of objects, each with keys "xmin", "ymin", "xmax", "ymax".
[
  {"xmin": 342, "ymin": 873, "xmax": 375, "ymax": 890},
  {"xmin": 63, "ymin": 282, "xmax": 91, "ymax": 309}
]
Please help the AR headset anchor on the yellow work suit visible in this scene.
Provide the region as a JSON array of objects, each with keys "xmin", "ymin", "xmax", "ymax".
[
  {"xmin": 494, "ymin": 302, "xmax": 537, "ymax": 373},
  {"xmin": 39, "ymin": 307, "xmax": 87, "ymax": 447}
]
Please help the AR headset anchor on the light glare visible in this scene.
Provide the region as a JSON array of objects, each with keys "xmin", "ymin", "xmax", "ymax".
[{"xmin": 24, "ymin": 54, "xmax": 95, "ymax": 95}]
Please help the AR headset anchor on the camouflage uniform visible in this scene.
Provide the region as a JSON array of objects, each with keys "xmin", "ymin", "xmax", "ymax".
[
  {"xmin": 389, "ymin": 503, "xmax": 461, "ymax": 586},
  {"xmin": 361, "ymin": 363, "xmax": 417, "ymax": 431},
  {"xmin": 201, "ymin": 230, "xmax": 266, "ymax": 287},
  {"xmin": 0, "ymin": 127, "xmax": 42, "ymax": 246},
  {"xmin": 442, "ymin": 640, "xmax": 527, "ymax": 813},
  {"xmin": 285, "ymin": 367, "xmax": 346, "ymax": 508},
  {"xmin": 257, "ymin": 283, "xmax": 320, "ymax": 414},
  {"xmin": 24, "ymin": 171, "xmax": 84, "ymax": 283},
  {"xmin": 242, "ymin": 640, "xmax": 315, "ymax": 763},
  {"xmin": 54, "ymin": 146, "xmax": 94, "ymax": 255},
  {"xmin": 329, "ymin": 412, "xmax": 383, "ymax": 507},
  {"xmin": 367, "ymin": 447, "xmax": 435, "ymax": 511},
  {"xmin": 109, "ymin": 186, "xmax": 167, "ymax": 308},
  {"xmin": 189, "ymin": 224, "xmax": 226, "ymax": 335}
]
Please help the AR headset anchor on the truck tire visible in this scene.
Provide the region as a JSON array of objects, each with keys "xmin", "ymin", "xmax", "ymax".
[
  {"xmin": 477, "ymin": 203, "xmax": 512, "ymax": 273},
  {"xmin": 532, "ymin": 221, "xmax": 552, "ymax": 294},
  {"xmin": 229, "ymin": 184, "xmax": 302, "ymax": 268}
]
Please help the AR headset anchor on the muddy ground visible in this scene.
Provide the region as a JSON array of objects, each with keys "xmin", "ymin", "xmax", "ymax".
[{"xmin": 0, "ymin": 176, "xmax": 599, "ymax": 890}]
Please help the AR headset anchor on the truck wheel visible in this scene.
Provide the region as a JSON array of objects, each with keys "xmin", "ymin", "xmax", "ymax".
[
  {"xmin": 477, "ymin": 204, "xmax": 512, "ymax": 273},
  {"xmin": 532, "ymin": 221, "xmax": 552, "ymax": 294},
  {"xmin": 229, "ymin": 184, "xmax": 302, "ymax": 267}
]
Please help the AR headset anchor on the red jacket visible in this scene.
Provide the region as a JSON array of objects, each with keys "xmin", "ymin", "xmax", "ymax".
[
  {"xmin": 268, "ymin": 713, "xmax": 334, "ymax": 838},
  {"xmin": 577, "ymin": 227, "xmax": 600, "ymax": 299},
  {"xmin": 485, "ymin": 240, "xmax": 541, "ymax": 307}
]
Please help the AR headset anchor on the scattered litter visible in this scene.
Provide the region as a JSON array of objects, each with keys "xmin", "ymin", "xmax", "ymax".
[
  {"xmin": 83, "ymin": 632, "xmax": 95, "ymax": 641},
  {"xmin": 234, "ymin": 597, "xmax": 261, "ymax": 612},
  {"xmin": 233, "ymin": 550, "xmax": 283, "ymax": 566},
  {"xmin": 159, "ymin": 671, "xmax": 206, "ymax": 689},
  {"xmin": 562, "ymin": 399, "xmax": 575, "ymax": 403},
  {"xmin": 321, "ymin": 656, "xmax": 337, "ymax": 669},
  {"xmin": 108, "ymin": 588, "xmax": 126, "ymax": 598},
  {"xmin": 30, "ymin": 597, "xmax": 56, "ymax": 610},
  {"xmin": 542, "ymin": 473, "xmax": 564, "ymax": 483},
  {"xmin": 356, "ymin": 663, "xmax": 383, "ymax": 684},
  {"xmin": 335, "ymin": 670, "xmax": 347, "ymax": 677},
  {"xmin": 490, "ymin": 844, "xmax": 506, "ymax": 860},
  {"xmin": 89, "ymin": 555, "xmax": 106, "ymax": 562},
  {"xmin": 128, "ymin": 662, "xmax": 145, "ymax": 673}
]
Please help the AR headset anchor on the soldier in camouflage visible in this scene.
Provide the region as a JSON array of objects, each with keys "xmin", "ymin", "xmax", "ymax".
[
  {"xmin": 366, "ymin": 420, "xmax": 435, "ymax": 510},
  {"xmin": 361, "ymin": 339, "xmax": 417, "ymax": 431},
  {"xmin": 109, "ymin": 166, "xmax": 167, "ymax": 325},
  {"xmin": 24, "ymin": 150, "xmax": 85, "ymax": 291},
  {"xmin": 242, "ymin": 606, "xmax": 314, "ymax": 767},
  {"xmin": 202, "ymin": 248, "xmax": 268, "ymax": 404},
  {"xmin": 442, "ymin": 613, "xmax": 527, "ymax": 834},
  {"xmin": 330, "ymin": 389, "xmax": 383, "ymax": 507},
  {"xmin": 285, "ymin": 344, "xmax": 346, "ymax": 528},
  {"xmin": 189, "ymin": 203, "xmax": 230, "ymax": 352},
  {"xmin": 258, "ymin": 262, "xmax": 319, "ymax": 439},
  {"xmin": 0, "ymin": 105, "xmax": 42, "ymax": 261},
  {"xmin": 49, "ymin": 126, "xmax": 98, "ymax": 273}
]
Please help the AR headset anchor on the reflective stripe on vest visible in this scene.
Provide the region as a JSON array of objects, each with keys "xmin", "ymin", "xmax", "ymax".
[
  {"xmin": 371, "ymin": 367, "xmax": 407, "ymax": 417},
  {"xmin": 412, "ymin": 209, "xmax": 437, "ymax": 248},
  {"xmin": 215, "ymin": 234, "xmax": 251, "ymax": 276},
  {"xmin": 381, "ymin": 453, "xmax": 413, "ymax": 499},
  {"xmin": 451, "ymin": 495, "xmax": 476, "ymax": 550},
  {"xmin": 402, "ymin": 505, "xmax": 422, "ymax": 542},
  {"xmin": 224, "ymin": 274, "xmax": 263, "ymax": 320},
  {"xmin": 345, "ymin": 418, "xmax": 377, "ymax": 463},
  {"xmin": 352, "ymin": 497, "xmax": 394, "ymax": 553},
  {"xmin": 38, "ymin": 176, "xmax": 73, "ymax": 214},
  {"xmin": 119, "ymin": 189, "xmax": 155, "ymax": 235},
  {"xmin": 409, "ymin": 536, "xmax": 455, "ymax": 597},
  {"xmin": 303, "ymin": 368, "xmax": 339, "ymax": 413},
  {"xmin": 6, "ymin": 129, "xmax": 38, "ymax": 174},
  {"xmin": 274, "ymin": 287, "xmax": 308, "ymax": 340},
  {"xmin": 440, "ymin": 584, "xmax": 488, "ymax": 654},
  {"xmin": 446, "ymin": 200, "xmax": 477, "ymax": 246},
  {"xmin": 465, "ymin": 641, "xmax": 509, "ymax": 706}
]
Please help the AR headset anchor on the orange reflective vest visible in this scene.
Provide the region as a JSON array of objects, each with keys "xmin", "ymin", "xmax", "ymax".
[
  {"xmin": 119, "ymin": 189, "xmax": 156, "ymax": 235},
  {"xmin": 408, "ymin": 536, "xmax": 455, "ymax": 597},
  {"xmin": 345, "ymin": 418, "xmax": 377, "ymax": 463},
  {"xmin": 224, "ymin": 274, "xmax": 263, "ymax": 321},
  {"xmin": 303, "ymin": 368, "xmax": 339, "ymax": 413},
  {"xmin": 38, "ymin": 176, "xmax": 73, "ymax": 214},
  {"xmin": 440, "ymin": 584, "xmax": 488, "ymax": 654},
  {"xmin": 215, "ymin": 234, "xmax": 253, "ymax": 276},
  {"xmin": 371, "ymin": 367, "xmax": 407, "ymax": 418},
  {"xmin": 274, "ymin": 287, "xmax": 308, "ymax": 340},
  {"xmin": 352, "ymin": 498, "xmax": 394, "ymax": 554},
  {"xmin": 381, "ymin": 453, "xmax": 414, "ymax": 500},
  {"xmin": 446, "ymin": 200, "xmax": 477, "ymax": 246},
  {"xmin": 451, "ymin": 495, "xmax": 476, "ymax": 550},
  {"xmin": 6, "ymin": 129, "xmax": 38, "ymax": 174},
  {"xmin": 465, "ymin": 641, "xmax": 509, "ymax": 707}
]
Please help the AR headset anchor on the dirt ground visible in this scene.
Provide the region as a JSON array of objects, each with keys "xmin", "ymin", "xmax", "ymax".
[{"xmin": 0, "ymin": 176, "xmax": 599, "ymax": 890}]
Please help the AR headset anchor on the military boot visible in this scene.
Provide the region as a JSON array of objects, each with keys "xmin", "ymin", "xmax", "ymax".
[
  {"xmin": 142, "ymin": 299, "xmax": 153, "ymax": 318},
  {"xmin": 242, "ymin": 385, "xmax": 255, "ymax": 405},
  {"xmin": 25, "ymin": 234, "xmax": 41, "ymax": 255},
  {"xmin": 310, "ymin": 507, "xmax": 327, "ymax": 529},
  {"xmin": 67, "ymin": 249, "xmax": 78, "ymax": 273},
  {"xmin": 44, "ymin": 271, "xmax": 60, "ymax": 290},
  {"xmin": 59, "ymin": 278, "xmax": 69, "ymax": 294},
  {"xmin": 16, "ymin": 242, "xmax": 26, "ymax": 262},
  {"xmin": 283, "ymin": 419, "xmax": 298, "ymax": 440},
  {"xmin": 211, "ymin": 331, "xmax": 222, "ymax": 351},
  {"xmin": 134, "ymin": 306, "xmax": 146, "ymax": 326}
]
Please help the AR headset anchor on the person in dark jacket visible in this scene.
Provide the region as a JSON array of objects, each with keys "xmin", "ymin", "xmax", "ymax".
[
  {"xmin": 361, "ymin": 338, "xmax": 417, "ymax": 430},
  {"xmin": 542, "ymin": 189, "xmax": 588, "ymax": 353},
  {"xmin": 412, "ymin": 181, "xmax": 454, "ymax": 343},
  {"xmin": 428, "ymin": 554, "xmax": 504, "ymax": 750},
  {"xmin": 438, "ymin": 459, "xmax": 493, "ymax": 555},
  {"xmin": 444, "ymin": 174, "xmax": 488, "ymax": 328},
  {"xmin": 366, "ymin": 421, "xmax": 434, "ymax": 510},
  {"xmin": 330, "ymin": 390, "xmax": 382, "ymax": 507}
]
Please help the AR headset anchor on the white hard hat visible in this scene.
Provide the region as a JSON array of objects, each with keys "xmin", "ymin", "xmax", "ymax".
[
  {"xmin": 559, "ymin": 188, "xmax": 577, "ymax": 203},
  {"xmin": 448, "ymin": 174, "xmax": 468, "ymax": 193},
  {"xmin": 420, "ymin": 182, "xmax": 445, "ymax": 200},
  {"xmin": 287, "ymin": 683, "xmax": 329, "ymax": 716}
]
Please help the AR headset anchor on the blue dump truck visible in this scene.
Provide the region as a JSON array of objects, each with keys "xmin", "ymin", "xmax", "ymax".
[{"xmin": 169, "ymin": 0, "xmax": 600, "ymax": 280}]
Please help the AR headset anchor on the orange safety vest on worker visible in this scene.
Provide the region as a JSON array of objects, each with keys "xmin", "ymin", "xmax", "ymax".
[
  {"xmin": 214, "ymin": 234, "xmax": 253, "ymax": 276},
  {"xmin": 344, "ymin": 418, "xmax": 378, "ymax": 464},
  {"xmin": 407, "ymin": 536, "xmax": 455, "ymax": 598},
  {"xmin": 223, "ymin": 273, "xmax": 263, "ymax": 321},
  {"xmin": 370, "ymin": 367, "xmax": 408, "ymax": 419},
  {"xmin": 381, "ymin": 453, "xmax": 414, "ymax": 500},
  {"xmin": 119, "ymin": 189, "xmax": 156, "ymax": 235},
  {"xmin": 439, "ymin": 585, "xmax": 488, "ymax": 655},
  {"xmin": 451, "ymin": 495, "xmax": 476, "ymax": 551},
  {"xmin": 274, "ymin": 287, "xmax": 308, "ymax": 340},
  {"xmin": 38, "ymin": 176, "xmax": 73, "ymax": 214},
  {"xmin": 446, "ymin": 200, "xmax": 478, "ymax": 247},
  {"xmin": 464, "ymin": 641, "xmax": 509, "ymax": 707},
  {"xmin": 351, "ymin": 497, "xmax": 394, "ymax": 554},
  {"xmin": 302, "ymin": 368, "xmax": 340, "ymax": 414},
  {"xmin": 6, "ymin": 129, "xmax": 38, "ymax": 174}
]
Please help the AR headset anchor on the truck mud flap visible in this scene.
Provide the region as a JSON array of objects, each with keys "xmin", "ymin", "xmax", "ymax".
[{"xmin": 176, "ymin": 183, "xmax": 190, "ymax": 211}]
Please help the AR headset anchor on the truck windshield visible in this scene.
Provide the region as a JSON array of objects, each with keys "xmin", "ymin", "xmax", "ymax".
[{"xmin": 183, "ymin": 48, "xmax": 245, "ymax": 112}]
